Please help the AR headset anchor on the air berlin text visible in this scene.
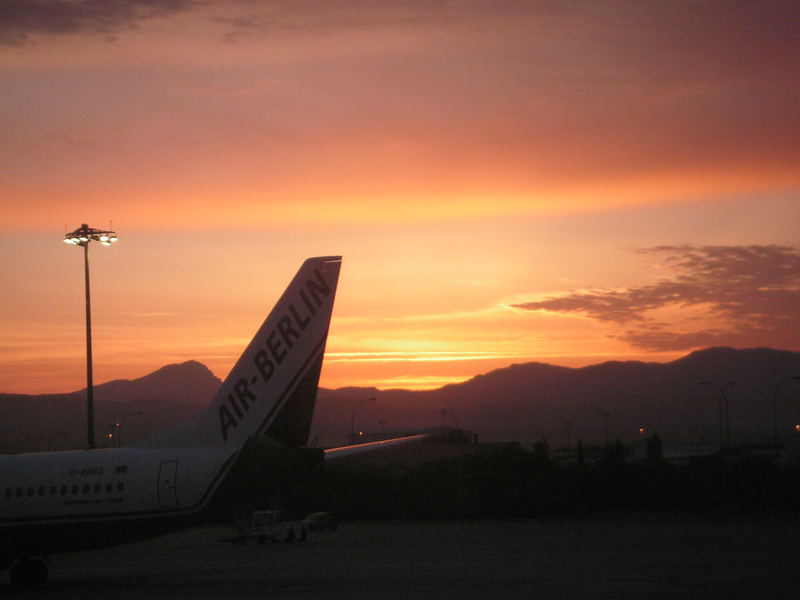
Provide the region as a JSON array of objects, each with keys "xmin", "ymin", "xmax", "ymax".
[{"xmin": 219, "ymin": 268, "xmax": 331, "ymax": 441}]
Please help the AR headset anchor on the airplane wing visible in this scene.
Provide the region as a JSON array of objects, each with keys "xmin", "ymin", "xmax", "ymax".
[{"xmin": 323, "ymin": 433, "xmax": 434, "ymax": 460}]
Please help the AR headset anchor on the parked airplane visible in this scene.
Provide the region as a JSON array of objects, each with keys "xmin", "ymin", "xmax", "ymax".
[{"xmin": 0, "ymin": 256, "xmax": 427, "ymax": 586}]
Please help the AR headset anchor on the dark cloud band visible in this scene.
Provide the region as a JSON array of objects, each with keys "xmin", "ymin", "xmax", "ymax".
[
  {"xmin": 0, "ymin": 0, "xmax": 195, "ymax": 46},
  {"xmin": 513, "ymin": 245, "xmax": 800, "ymax": 351}
]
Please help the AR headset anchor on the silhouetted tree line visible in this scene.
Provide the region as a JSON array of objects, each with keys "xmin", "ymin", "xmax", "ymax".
[{"xmin": 307, "ymin": 437, "xmax": 800, "ymax": 520}]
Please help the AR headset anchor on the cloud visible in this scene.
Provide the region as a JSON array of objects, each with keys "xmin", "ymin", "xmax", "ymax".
[
  {"xmin": 513, "ymin": 245, "xmax": 800, "ymax": 351},
  {"xmin": 210, "ymin": 1, "xmax": 440, "ymax": 43},
  {"xmin": 45, "ymin": 131, "xmax": 94, "ymax": 147},
  {"xmin": 209, "ymin": 0, "xmax": 561, "ymax": 43},
  {"xmin": 0, "ymin": 0, "xmax": 195, "ymax": 46}
]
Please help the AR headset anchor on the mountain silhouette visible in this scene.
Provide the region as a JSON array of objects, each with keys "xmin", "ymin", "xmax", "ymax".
[
  {"xmin": 0, "ymin": 361, "xmax": 219, "ymax": 453},
  {"xmin": 1, "ymin": 348, "xmax": 800, "ymax": 453},
  {"xmin": 66, "ymin": 360, "xmax": 221, "ymax": 405},
  {"xmin": 314, "ymin": 347, "xmax": 800, "ymax": 447}
]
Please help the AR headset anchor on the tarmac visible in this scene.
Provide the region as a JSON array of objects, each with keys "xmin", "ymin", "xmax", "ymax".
[{"xmin": 6, "ymin": 513, "xmax": 800, "ymax": 599}]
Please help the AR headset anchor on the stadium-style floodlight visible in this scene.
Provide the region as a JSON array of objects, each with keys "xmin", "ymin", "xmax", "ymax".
[{"xmin": 64, "ymin": 223, "xmax": 118, "ymax": 450}]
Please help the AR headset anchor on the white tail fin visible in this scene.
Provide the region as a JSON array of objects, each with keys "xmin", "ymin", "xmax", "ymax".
[{"xmin": 133, "ymin": 256, "xmax": 342, "ymax": 449}]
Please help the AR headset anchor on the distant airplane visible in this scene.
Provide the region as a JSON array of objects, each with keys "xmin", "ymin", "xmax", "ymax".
[{"xmin": 0, "ymin": 256, "xmax": 426, "ymax": 586}]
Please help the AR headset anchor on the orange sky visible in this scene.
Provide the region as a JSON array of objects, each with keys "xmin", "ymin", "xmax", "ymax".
[{"xmin": 1, "ymin": 1, "xmax": 798, "ymax": 394}]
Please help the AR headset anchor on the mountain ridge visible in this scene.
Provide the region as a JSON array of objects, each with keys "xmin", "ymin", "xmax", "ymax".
[
  {"xmin": 2, "ymin": 347, "xmax": 800, "ymax": 452},
  {"xmin": 66, "ymin": 360, "xmax": 221, "ymax": 405},
  {"xmin": 315, "ymin": 347, "xmax": 800, "ymax": 446}
]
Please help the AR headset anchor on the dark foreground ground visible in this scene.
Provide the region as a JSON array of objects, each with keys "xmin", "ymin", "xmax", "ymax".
[{"xmin": 6, "ymin": 514, "xmax": 800, "ymax": 599}]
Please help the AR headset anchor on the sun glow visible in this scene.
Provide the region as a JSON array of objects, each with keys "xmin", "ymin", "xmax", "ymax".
[
  {"xmin": 334, "ymin": 374, "xmax": 474, "ymax": 391},
  {"xmin": 325, "ymin": 351, "xmax": 524, "ymax": 363},
  {"xmin": 1, "ymin": 1, "xmax": 798, "ymax": 395}
]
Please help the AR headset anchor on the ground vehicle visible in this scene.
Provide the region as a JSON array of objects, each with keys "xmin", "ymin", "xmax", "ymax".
[{"xmin": 235, "ymin": 510, "xmax": 307, "ymax": 543}]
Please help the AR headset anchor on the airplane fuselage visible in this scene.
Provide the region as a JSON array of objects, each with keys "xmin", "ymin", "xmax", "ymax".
[{"xmin": 0, "ymin": 447, "xmax": 234, "ymax": 563}]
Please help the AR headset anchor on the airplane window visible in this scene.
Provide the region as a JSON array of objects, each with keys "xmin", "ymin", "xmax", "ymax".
[
  {"xmin": 106, "ymin": 482, "xmax": 113, "ymax": 493},
  {"xmin": 60, "ymin": 485, "xmax": 67, "ymax": 495},
  {"xmin": 16, "ymin": 488, "xmax": 22, "ymax": 498},
  {"xmin": 83, "ymin": 484, "xmax": 90, "ymax": 494},
  {"xmin": 49, "ymin": 485, "xmax": 57, "ymax": 495},
  {"xmin": 37, "ymin": 486, "xmax": 45, "ymax": 496},
  {"xmin": 117, "ymin": 482, "xmax": 124, "ymax": 492},
  {"xmin": 94, "ymin": 483, "xmax": 101, "ymax": 493},
  {"xmin": 71, "ymin": 484, "xmax": 78, "ymax": 494},
  {"xmin": 27, "ymin": 488, "xmax": 34, "ymax": 497}
]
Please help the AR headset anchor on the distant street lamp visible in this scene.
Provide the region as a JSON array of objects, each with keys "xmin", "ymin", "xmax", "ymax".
[
  {"xmin": 772, "ymin": 375, "xmax": 800, "ymax": 449},
  {"xmin": 350, "ymin": 397, "xmax": 376, "ymax": 443},
  {"xmin": 115, "ymin": 411, "xmax": 144, "ymax": 448},
  {"xmin": 701, "ymin": 381, "xmax": 734, "ymax": 450},
  {"xmin": 439, "ymin": 408, "xmax": 459, "ymax": 429},
  {"xmin": 64, "ymin": 223, "xmax": 118, "ymax": 450}
]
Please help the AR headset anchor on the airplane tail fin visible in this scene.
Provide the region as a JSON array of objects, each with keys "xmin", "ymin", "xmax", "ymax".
[{"xmin": 133, "ymin": 256, "xmax": 341, "ymax": 449}]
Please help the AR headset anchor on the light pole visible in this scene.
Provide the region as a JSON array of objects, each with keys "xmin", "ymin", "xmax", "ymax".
[
  {"xmin": 439, "ymin": 408, "xmax": 459, "ymax": 429},
  {"xmin": 116, "ymin": 411, "xmax": 144, "ymax": 448},
  {"xmin": 701, "ymin": 381, "xmax": 733, "ymax": 450},
  {"xmin": 64, "ymin": 223, "xmax": 118, "ymax": 450},
  {"xmin": 350, "ymin": 397, "xmax": 376, "ymax": 443},
  {"xmin": 772, "ymin": 375, "xmax": 800, "ymax": 449}
]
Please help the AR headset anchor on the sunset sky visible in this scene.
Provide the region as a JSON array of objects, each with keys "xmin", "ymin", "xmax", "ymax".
[{"xmin": 1, "ymin": 0, "xmax": 798, "ymax": 394}]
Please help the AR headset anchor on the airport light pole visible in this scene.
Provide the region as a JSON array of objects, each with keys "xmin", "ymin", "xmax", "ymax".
[
  {"xmin": 772, "ymin": 375, "xmax": 800, "ymax": 449},
  {"xmin": 350, "ymin": 397, "xmax": 376, "ymax": 443},
  {"xmin": 439, "ymin": 408, "xmax": 459, "ymax": 429},
  {"xmin": 64, "ymin": 223, "xmax": 118, "ymax": 450},
  {"xmin": 701, "ymin": 381, "xmax": 733, "ymax": 450},
  {"xmin": 116, "ymin": 411, "xmax": 144, "ymax": 448}
]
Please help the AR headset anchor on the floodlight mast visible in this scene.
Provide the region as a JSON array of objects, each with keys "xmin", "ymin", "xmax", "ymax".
[{"xmin": 64, "ymin": 223, "xmax": 118, "ymax": 450}]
